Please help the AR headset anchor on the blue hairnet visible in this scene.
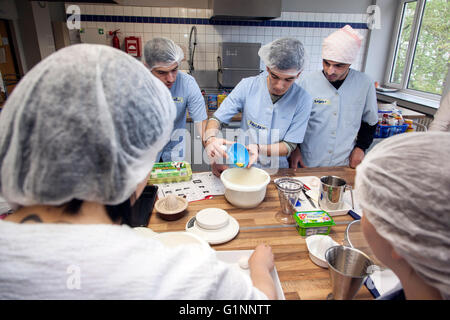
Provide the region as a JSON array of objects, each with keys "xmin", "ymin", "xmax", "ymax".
[{"xmin": 0, "ymin": 44, "xmax": 176, "ymax": 207}]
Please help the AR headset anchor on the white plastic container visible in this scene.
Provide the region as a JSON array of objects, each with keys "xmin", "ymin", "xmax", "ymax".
[
  {"xmin": 305, "ymin": 235, "xmax": 339, "ymax": 268},
  {"xmin": 220, "ymin": 167, "xmax": 271, "ymax": 208},
  {"xmin": 155, "ymin": 231, "xmax": 210, "ymax": 250}
]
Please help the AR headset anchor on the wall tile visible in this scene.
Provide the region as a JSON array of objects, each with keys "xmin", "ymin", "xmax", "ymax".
[
  {"xmin": 135, "ymin": 23, "xmax": 143, "ymax": 33},
  {"xmin": 179, "ymin": 8, "xmax": 188, "ymax": 18},
  {"xmin": 160, "ymin": 7, "xmax": 170, "ymax": 17},
  {"xmin": 125, "ymin": 22, "xmax": 134, "ymax": 32},
  {"xmin": 197, "ymin": 25, "xmax": 205, "ymax": 34},
  {"xmin": 153, "ymin": 23, "xmax": 162, "ymax": 34},
  {"xmin": 73, "ymin": 3, "xmax": 368, "ymax": 72},
  {"xmin": 187, "ymin": 8, "xmax": 196, "ymax": 18},
  {"xmin": 151, "ymin": 7, "xmax": 160, "ymax": 17},
  {"xmin": 169, "ymin": 7, "xmax": 179, "ymax": 18},
  {"xmin": 84, "ymin": 5, "xmax": 94, "ymax": 15},
  {"xmin": 133, "ymin": 7, "xmax": 143, "ymax": 17},
  {"xmin": 123, "ymin": 6, "xmax": 133, "ymax": 16}
]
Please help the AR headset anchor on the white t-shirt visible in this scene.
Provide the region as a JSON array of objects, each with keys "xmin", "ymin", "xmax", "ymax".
[{"xmin": 0, "ymin": 221, "xmax": 267, "ymax": 300}]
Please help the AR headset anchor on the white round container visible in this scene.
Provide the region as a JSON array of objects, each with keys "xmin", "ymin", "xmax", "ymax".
[
  {"xmin": 155, "ymin": 231, "xmax": 210, "ymax": 250},
  {"xmin": 220, "ymin": 167, "xmax": 270, "ymax": 208}
]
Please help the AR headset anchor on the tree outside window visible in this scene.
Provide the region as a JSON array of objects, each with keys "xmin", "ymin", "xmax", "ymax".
[{"xmin": 388, "ymin": 0, "xmax": 449, "ymax": 97}]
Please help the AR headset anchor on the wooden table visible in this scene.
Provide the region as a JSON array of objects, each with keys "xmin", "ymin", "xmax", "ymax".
[{"xmin": 147, "ymin": 166, "xmax": 373, "ymax": 300}]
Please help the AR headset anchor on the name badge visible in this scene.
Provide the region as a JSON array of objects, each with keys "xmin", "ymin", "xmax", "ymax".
[
  {"xmin": 313, "ymin": 98, "xmax": 331, "ymax": 105},
  {"xmin": 173, "ymin": 97, "xmax": 184, "ymax": 103},
  {"xmin": 247, "ymin": 119, "xmax": 267, "ymax": 130}
]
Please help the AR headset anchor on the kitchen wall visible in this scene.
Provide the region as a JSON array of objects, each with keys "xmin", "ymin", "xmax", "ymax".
[
  {"xmin": 66, "ymin": 3, "xmax": 370, "ymax": 74},
  {"xmin": 364, "ymin": 0, "xmax": 400, "ymax": 84},
  {"xmin": 282, "ymin": 0, "xmax": 374, "ymax": 14}
]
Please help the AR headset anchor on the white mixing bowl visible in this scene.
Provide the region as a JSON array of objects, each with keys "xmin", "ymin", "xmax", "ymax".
[{"xmin": 220, "ymin": 167, "xmax": 271, "ymax": 208}]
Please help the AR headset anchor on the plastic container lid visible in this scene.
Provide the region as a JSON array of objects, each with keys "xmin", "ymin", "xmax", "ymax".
[
  {"xmin": 185, "ymin": 208, "xmax": 239, "ymax": 245},
  {"xmin": 294, "ymin": 210, "xmax": 336, "ymax": 228},
  {"xmin": 196, "ymin": 208, "xmax": 230, "ymax": 230}
]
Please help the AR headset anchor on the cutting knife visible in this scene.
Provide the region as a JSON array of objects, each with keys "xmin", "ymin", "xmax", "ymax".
[{"xmin": 301, "ymin": 188, "xmax": 316, "ymax": 208}]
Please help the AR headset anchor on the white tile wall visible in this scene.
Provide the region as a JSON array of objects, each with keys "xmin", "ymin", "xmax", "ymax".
[{"xmin": 66, "ymin": 3, "xmax": 369, "ymax": 72}]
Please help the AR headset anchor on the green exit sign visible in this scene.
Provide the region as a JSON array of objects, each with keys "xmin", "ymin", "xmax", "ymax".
[{"xmin": 98, "ymin": 28, "xmax": 104, "ymax": 35}]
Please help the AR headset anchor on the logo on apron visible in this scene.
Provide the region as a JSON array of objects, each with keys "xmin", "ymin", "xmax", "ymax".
[
  {"xmin": 173, "ymin": 97, "xmax": 184, "ymax": 103},
  {"xmin": 247, "ymin": 119, "xmax": 267, "ymax": 130},
  {"xmin": 313, "ymin": 98, "xmax": 331, "ymax": 105}
]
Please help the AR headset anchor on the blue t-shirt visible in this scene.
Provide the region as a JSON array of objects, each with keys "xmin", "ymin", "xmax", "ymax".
[
  {"xmin": 158, "ymin": 71, "xmax": 207, "ymax": 161},
  {"xmin": 214, "ymin": 72, "xmax": 312, "ymax": 168}
]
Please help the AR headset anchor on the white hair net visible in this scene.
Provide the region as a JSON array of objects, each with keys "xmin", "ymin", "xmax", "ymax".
[
  {"xmin": 143, "ymin": 37, "xmax": 184, "ymax": 70},
  {"xmin": 355, "ymin": 132, "xmax": 450, "ymax": 299},
  {"xmin": 0, "ymin": 44, "xmax": 176, "ymax": 207},
  {"xmin": 258, "ymin": 38, "xmax": 305, "ymax": 76}
]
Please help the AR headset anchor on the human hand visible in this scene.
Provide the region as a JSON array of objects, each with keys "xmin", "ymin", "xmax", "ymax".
[
  {"xmin": 288, "ymin": 146, "xmax": 307, "ymax": 168},
  {"xmin": 248, "ymin": 243, "xmax": 274, "ymax": 273},
  {"xmin": 349, "ymin": 147, "xmax": 365, "ymax": 169},
  {"xmin": 211, "ymin": 162, "xmax": 228, "ymax": 177},
  {"xmin": 248, "ymin": 243, "xmax": 276, "ymax": 300},
  {"xmin": 204, "ymin": 137, "xmax": 234, "ymax": 163},
  {"xmin": 246, "ymin": 144, "xmax": 259, "ymax": 168}
]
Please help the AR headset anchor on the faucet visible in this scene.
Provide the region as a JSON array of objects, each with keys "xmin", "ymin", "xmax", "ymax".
[{"xmin": 188, "ymin": 26, "xmax": 197, "ymax": 74}]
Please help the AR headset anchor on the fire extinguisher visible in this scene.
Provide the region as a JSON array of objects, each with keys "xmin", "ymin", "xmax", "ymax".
[{"xmin": 109, "ymin": 29, "xmax": 120, "ymax": 49}]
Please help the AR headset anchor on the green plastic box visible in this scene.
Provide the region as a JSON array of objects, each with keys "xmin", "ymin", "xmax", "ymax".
[
  {"xmin": 293, "ymin": 210, "xmax": 336, "ymax": 237},
  {"xmin": 148, "ymin": 161, "xmax": 192, "ymax": 184}
]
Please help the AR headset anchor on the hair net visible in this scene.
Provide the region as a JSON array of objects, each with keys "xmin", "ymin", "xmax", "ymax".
[
  {"xmin": 143, "ymin": 37, "xmax": 184, "ymax": 70},
  {"xmin": 0, "ymin": 44, "xmax": 176, "ymax": 207},
  {"xmin": 322, "ymin": 25, "xmax": 363, "ymax": 64},
  {"xmin": 355, "ymin": 132, "xmax": 450, "ymax": 299},
  {"xmin": 258, "ymin": 38, "xmax": 305, "ymax": 76}
]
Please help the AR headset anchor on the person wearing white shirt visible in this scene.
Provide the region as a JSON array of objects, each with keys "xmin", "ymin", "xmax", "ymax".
[
  {"xmin": 290, "ymin": 25, "xmax": 378, "ymax": 169},
  {"xmin": 0, "ymin": 44, "xmax": 276, "ymax": 300}
]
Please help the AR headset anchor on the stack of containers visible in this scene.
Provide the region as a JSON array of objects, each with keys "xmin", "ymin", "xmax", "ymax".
[{"xmin": 375, "ymin": 103, "xmax": 408, "ymax": 138}]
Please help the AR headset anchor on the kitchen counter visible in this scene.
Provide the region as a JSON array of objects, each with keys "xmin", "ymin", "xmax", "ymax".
[{"xmin": 147, "ymin": 166, "xmax": 374, "ymax": 300}]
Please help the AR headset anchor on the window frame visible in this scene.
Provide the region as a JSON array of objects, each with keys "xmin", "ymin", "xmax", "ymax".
[{"xmin": 385, "ymin": 0, "xmax": 446, "ymax": 100}]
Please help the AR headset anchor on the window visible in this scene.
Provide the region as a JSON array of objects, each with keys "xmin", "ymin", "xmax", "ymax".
[{"xmin": 386, "ymin": 0, "xmax": 449, "ymax": 98}]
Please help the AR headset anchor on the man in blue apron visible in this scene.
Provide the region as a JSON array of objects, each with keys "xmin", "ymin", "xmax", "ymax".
[
  {"xmin": 290, "ymin": 25, "xmax": 378, "ymax": 169},
  {"xmin": 203, "ymin": 38, "xmax": 312, "ymax": 176},
  {"xmin": 144, "ymin": 37, "xmax": 207, "ymax": 162}
]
